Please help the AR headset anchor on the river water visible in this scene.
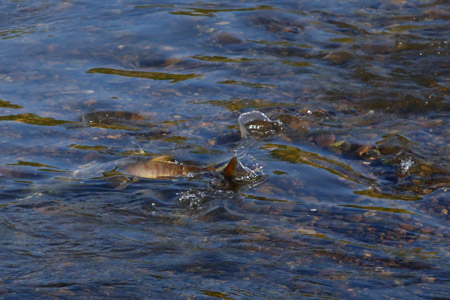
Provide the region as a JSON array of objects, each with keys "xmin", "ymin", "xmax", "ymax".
[{"xmin": 0, "ymin": 1, "xmax": 449, "ymax": 299}]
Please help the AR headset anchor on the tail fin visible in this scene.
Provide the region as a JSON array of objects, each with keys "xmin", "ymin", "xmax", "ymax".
[{"xmin": 222, "ymin": 157, "xmax": 238, "ymax": 181}]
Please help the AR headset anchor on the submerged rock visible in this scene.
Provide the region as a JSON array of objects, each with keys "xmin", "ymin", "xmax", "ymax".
[{"xmin": 81, "ymin": 110, "xmax": 153, "ymax": 130}]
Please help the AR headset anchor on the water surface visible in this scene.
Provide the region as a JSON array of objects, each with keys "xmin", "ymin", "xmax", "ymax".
[{"xmin": 0, "ymin": 0, "xmax": 449, "ymax": 299}]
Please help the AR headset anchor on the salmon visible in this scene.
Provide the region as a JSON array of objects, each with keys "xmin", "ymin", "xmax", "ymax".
[
  {"xmin": 222, "ymin": 157, "xmax": 238, "ymax": 181},
  {"xmin": 123, "ymin": 155, "xmax": 238, "ymax": 180}
]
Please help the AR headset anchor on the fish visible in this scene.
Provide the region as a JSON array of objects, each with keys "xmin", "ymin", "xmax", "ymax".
[
  {"xmin": 222, "ymin": 157, "xmax": 238, "ymax": 181},
  {"xmin": 122, "ymin": 155, "xmax": 238, "ymax": 180}
]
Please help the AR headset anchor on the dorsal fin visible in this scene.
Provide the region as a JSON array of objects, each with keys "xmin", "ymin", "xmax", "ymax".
[
  {"xmin": 150, "ymin": 155, "xmax": 174, "ymax": 163},
  {"xmin": 222, "ymin": 157, "xmax": 238, "ymax": 181}
]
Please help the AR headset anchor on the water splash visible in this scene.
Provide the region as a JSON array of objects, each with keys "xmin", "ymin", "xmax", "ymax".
[
  {"xmin": 399, "ymin": 153, "xmax": 414, "ymax": 176},
  {"xmin": 237, "ymin": 110, "xmax": 283, "ymax": 139}
]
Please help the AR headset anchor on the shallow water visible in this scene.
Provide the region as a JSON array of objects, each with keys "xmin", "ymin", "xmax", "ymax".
[{"xmin": 0, "ymin": 0, "xmax": 449, "ymax": 299}]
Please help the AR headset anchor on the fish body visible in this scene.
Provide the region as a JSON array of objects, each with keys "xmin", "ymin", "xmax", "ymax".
[{"xmin": 123, "ymin": 156, "xmax": 215, "ymax": 179}]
